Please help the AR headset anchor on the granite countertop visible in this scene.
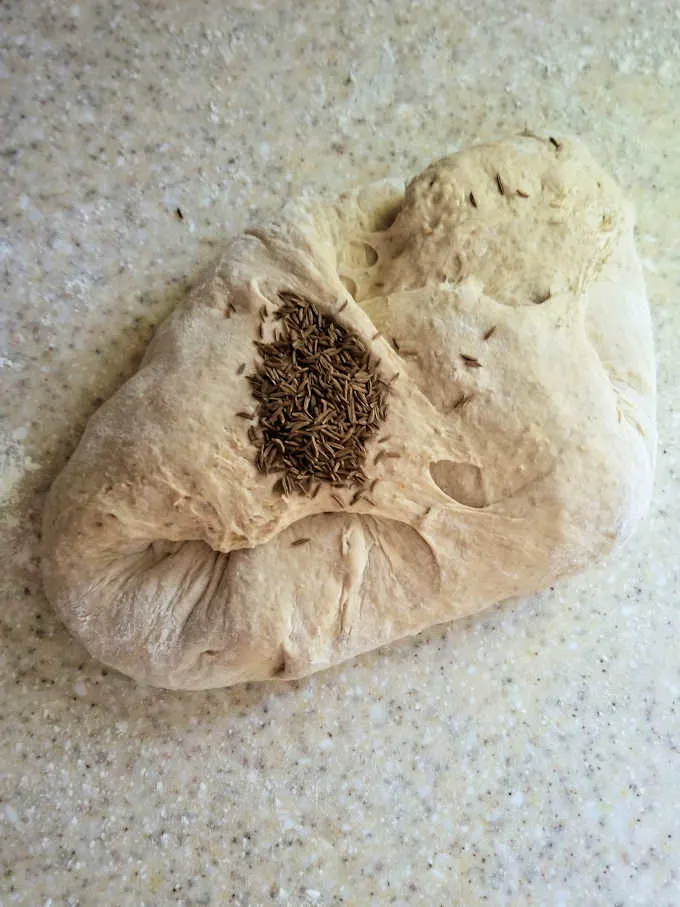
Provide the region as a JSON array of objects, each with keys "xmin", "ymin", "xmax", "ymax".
[{"xmin": 2, "ymin": 1, "xmax": 679, "ymax": 904}]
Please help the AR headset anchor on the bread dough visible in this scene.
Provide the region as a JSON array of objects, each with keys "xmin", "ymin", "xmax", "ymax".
[{"xmin": 41, "ymin": 135, "xmax": 656, "ymax": 690}]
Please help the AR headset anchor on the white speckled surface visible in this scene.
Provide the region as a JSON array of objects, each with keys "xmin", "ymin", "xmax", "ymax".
[{"xmin": 1, "ymin": 1, "xmax": 679, "ymax": 905}]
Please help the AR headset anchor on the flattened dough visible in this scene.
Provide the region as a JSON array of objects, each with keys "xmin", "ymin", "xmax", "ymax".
[{"xmin": 42, "ymin": 135, "xmax": 656, "ymax": 689}]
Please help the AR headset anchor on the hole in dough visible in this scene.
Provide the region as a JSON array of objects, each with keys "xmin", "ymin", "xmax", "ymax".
[
  {"xmin": 429, "ymin": 460, "xmax": 488, "ymax": 508},
  {"xmin": 341, "ymin": 240, "xmax": 379, "ymax": 269},
  {"xmin": 356, "ymin": 190, "xmax": 403, "ymax": 231},
  {"xmin": 340, "ymin": 275, "xmax": 358, "ymax": 298},
  {"xmin": 372, "ymin": 200, "xmax": 402, "ymax": 231},
  {"xmin": 271, "ymin": 649, "xmax": 287, "ymax": 677}
]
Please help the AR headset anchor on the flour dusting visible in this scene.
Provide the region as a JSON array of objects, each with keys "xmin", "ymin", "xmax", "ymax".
[{"xmin": 0, "ymin": 432, "xmax": 40, "ymax": 508}]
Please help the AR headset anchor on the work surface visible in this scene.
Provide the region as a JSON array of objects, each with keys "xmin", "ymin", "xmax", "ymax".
[{"xmin": 2, "ymin": 1, "xmax": 679, "ymax": 904}]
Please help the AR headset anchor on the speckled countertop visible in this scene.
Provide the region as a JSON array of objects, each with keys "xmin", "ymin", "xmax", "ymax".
[{"xmin": 2, "ymin": 1, "xmax": 679, "ymax": 905}]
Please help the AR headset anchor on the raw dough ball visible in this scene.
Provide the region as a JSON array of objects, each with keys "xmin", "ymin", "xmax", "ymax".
[{"xmin": 42, "ymin": 135, "xmax": 656, "ymax": 690}]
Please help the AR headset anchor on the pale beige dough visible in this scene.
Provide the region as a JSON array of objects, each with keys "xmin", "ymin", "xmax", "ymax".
[{"xmin": 41, "ymin": 135, "xmax": 656, "ymax": 690}]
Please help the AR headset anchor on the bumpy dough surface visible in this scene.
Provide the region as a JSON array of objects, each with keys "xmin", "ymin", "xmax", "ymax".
[{"xmin": 42, "ymin": 136, "xmax": 656, "ymax": 690}]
